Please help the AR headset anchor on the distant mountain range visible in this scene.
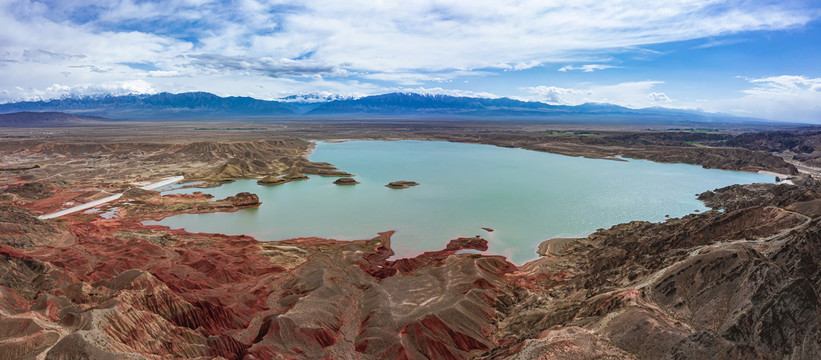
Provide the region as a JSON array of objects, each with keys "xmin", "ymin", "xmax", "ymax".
[
  {"xmin": 304, "ymin": 92, "xmax": 726, "ymax": 120},
  {"xmin": 0, "ymin": 92, "xmax": 294, "ymax": 119},
  {"xmin": 0, "ymin": 91, "xmax": 768, "ymax": 125}
]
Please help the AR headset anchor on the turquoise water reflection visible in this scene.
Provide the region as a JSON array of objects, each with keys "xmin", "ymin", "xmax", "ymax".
[{"xmin": 148, "ymin": 140, "xmax": 773, "ymax": 264}]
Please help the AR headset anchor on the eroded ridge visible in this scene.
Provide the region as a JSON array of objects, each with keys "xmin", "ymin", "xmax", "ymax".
[
  {"xmin": 1, "ymin": 167, "xmax": 821, "ymax": 359},
  {"xmin": 1, "ymin": 129, "xmax": 821, "ymax": 359}
]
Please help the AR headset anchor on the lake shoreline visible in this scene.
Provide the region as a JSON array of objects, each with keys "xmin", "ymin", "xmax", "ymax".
[
  {"xmin": 151, "ymin": 140, "xmax": 774, "ymax": 265},
  {"xmin": 2, "ymin": 124, "xmax": 819, "ymax": 359}
]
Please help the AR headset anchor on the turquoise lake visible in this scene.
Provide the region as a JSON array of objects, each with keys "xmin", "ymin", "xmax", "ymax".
[{"xmin": 148, "ymin": 140, "xmax": 774, "ymax": 264}]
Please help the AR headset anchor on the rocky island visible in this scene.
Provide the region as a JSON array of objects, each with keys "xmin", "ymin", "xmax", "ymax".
[
  {"xmin": 385, "ymin": 180, "xmax": 420, "ymax": 189},
  {"xmin": 258, "ymin": 175, "xmax": 288, "ymax": 185},
  {"xmin": 333, "ymin": 177, "xmax": 360, "ymax": 185},
  {"xmin": 258, "ymin": 173, "xmax": 310, "ymax": 186}
]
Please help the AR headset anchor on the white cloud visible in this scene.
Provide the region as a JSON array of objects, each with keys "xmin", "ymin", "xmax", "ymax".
[
  {"xmin": 0, "ymin": 0, "xmax": 820, "ymax": 124},
  {"xmin": 147, "ymin": 70, "xmax": 181, "ymax": 77},
  {"xmin": 399, "ymin": 87, "xmax": 501, "ymax": 99},
  {"xmin": 363, "ymin": 70, "xmax": 494, "ymax": 85},
  {"xmin": 747, "ymin": 75, "xmax": 821, "ymax": 92},
  {"xmin": 558, "ymin": 64, "xmax": 617, "ymax": 72},
  {"xmin": 0, "ymin": 0, "xmax": 817, "ymax": 102},
  {"xmin": 268, "ymin": 0, "xmax": 814, "ymax": 74},
  {"xmin": 523, "ymin": 81, "xmax": 670, "ymax": 108},
  {"xmin": 363, "ymin": 73, "xmax": 448, "ymax": 86},
  {"xmin": 692, "ymin": 37, "xmax": 751, "ymax": 49},
  {"xmin": 701, "ymin": 75, "xmax": 821, "ymax": 122},
  {"xmin": 649, "ymin": 92, "xmax": 671, "ymax": 102},
  {"xmin": 522, "ymin": 76, "xmax": 821, "ymax": 122},
  {"xmin": 8, "ymin": 80, "xmax": 156, "ymax": 102},
  {"xmin": 524, "ymin": 86, "xmax": 587, "ymax": 104},
  {"xmin": 45, "ymin": 84, "xmax": 71, "ymax": 93},
  {"xmin": 508, "ymin": 61, "xmax": 544, "ymax": 71}
]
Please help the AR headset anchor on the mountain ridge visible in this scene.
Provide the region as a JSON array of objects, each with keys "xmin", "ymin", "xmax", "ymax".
[
  {"xmin": 0, "ymin": 91, "xmax": 769, "ymax": 124},
  {"xmin": 0, "ymin": 92, "xmax": 295, "ymax": 119}
]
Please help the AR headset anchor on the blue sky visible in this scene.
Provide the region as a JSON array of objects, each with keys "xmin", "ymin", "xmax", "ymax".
[{"xmin": 1, "ymin": 0, "xmax": 820, "ymax": 122}]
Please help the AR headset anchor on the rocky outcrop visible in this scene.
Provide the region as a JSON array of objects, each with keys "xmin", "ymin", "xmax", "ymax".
[
  {"xmin": 125, "ymin": 191, "xmax": 261, "ymax": 218},
  {"xmin": 0, "ymin": 205, "xmax": 73, "ymax": 248},
  {"xmin": 221, "ymin": 192, "xmax": 261, "ymax": 207},
  {"xmin": 121, "ymin": 187, "xmax": 157, "ymax": 199},
  {"xmin": 423, "ymin": 131, "xmax": 799, "ymax": 175},
  {"xmin": 1, "ymin": 157, "xmax": 821, "ymax": 359},
  {"xmin": 619, "ymin": 146, "xmax": 799, "ymax": 175},
  {"xmin": 386, "ymin": 180, "xmax": 419, "ymax": 189},
  {"xmin": 333, "ymin": 177, "xmax": 359, "ymax": 185},
  {"xmin": 297, "ymin": 160, "xmax": 353, "ymax": 177},
  {"xmin": 283, "ymin": 173, "xmax": 309, "ymax": 181},
  {"xmin": 0, "ymin": 138, "xmax": 318, "ymax": 188},
  {"xmin": 536, "ymin": 238, "xmax": 579, "ymax": 257},
  {"xmin": 195, "ymin": 157, "xmax": 277, "ymax": 181},
  {"xmin": 1, "ymin": 182, "xmax": 52, "ymax": 199},
  {"xmin": 258, "ymin": 173, "xmax": 309, "ymax": 186},
  {"xmin": 722, "ymin": 129, "xmax": 821, "ymax": 166},
  {"xmin": 0, "ymin": 209, "xmax": 516, "ymax": 360},
  {"xmin": 485, "ymin": 177, "xmax": 821, "ymax": 359},
  {"xmin": 257, "ymin": 175, "xmax": 287, "ymax": 185},
  {"xmin": 698, "ymin": 176, "xmax": 821, "ymax": 211}
]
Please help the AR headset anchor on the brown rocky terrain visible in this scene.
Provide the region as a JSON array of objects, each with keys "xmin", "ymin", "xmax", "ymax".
[
  {"xmin": 721, "ymin": 128, "xmax": 821, "ymax": 165},
  {"xmin": 258, "ymin": 173, "xmax": 309, "ymax": 186},
  {"xmin": 333, "ymin": 177, "xmax": 359, "ymax": 185},
  {"xmin": 2, "ymin": 173, "xmax": 820, "ymax": 359},
  {"xmin": 0, "ymin": 122, "xmax": 803, "ymax": 189},
  {"xmin": 413, "ymin": 131, "xmax": 799, "ymax": 175},
  {"xmin": 386, "ymin": 181, "xmax": 420, "ymax": 189},
  {"xmin": 1, "ymin": 123, "xmax": 820, "ymax": 359},
  {"xmin": 0, "ymin": 137, "xmax": 348, "ymax": 191}
]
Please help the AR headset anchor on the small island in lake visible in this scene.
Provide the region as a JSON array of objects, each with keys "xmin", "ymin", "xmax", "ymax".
[
  {"xmin": 257, "ymin": 173, "xmax": 309, "ymax": 186},
  {"xmin": 334, "ymin": 177, "xmax": 360, "ymax": 185},
  {"xmin": 386, "ymin": 181, "xmax": 419, "ymax": 189}
]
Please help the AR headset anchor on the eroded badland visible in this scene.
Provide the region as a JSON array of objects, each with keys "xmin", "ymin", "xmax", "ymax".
[{"xmin": 2, "ymin": 121, "xmax": 821, "ymax": 359}]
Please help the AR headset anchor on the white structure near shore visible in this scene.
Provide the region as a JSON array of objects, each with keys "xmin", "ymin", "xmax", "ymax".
[{"xmin": 38, "ymin": 176, "xmax": 184, "ymax": 220}]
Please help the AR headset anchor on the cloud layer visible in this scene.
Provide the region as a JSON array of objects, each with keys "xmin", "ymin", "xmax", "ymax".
[
  {"xmin": 524, "ymin": 81, "xmax": 671, "ymax": 108},
  {"xmin": 719, "ymin": 75, "xmax": 821, "ymax": 121},
  {"xmin": 558, "ymin": 65, "xmax": 617, "ymax": 72},
  {"xmin": 523, "ymin": 76, "xmax": 821, "ymax": 123},
  {"xmin": 0, "ymin": 0, "xmax": 819, "ymax": 121}
]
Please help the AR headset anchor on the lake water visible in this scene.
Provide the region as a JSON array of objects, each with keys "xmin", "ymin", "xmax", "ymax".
[{"xmin": 147, "ymin": 140, "xmax": 773, "ymax": 264}]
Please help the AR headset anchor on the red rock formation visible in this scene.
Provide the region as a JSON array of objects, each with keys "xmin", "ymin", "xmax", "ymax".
[{"xmin": 1, "ymin": 178, "xmax": 821, "ymax": 359}]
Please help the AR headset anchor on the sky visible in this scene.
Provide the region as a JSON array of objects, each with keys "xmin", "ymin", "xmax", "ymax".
[{"xmin": 0, "ymin": 0, "xmax": 820, "ymax": 122}]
